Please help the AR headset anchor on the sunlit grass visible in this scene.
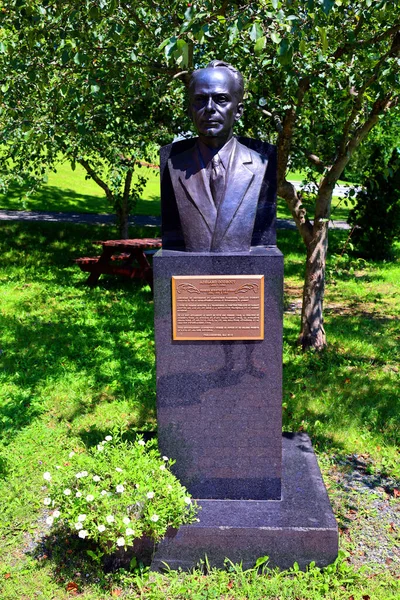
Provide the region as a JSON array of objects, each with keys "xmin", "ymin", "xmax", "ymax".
[
  {"xmin": 1, "ymin": 160, "xmax": 356, "ymax": 221},
  {"xmin": 0, "ymin": 222, "xmax": 398, "ymax": 598}
]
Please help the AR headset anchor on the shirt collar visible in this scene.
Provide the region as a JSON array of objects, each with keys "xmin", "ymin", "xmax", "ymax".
[{"xmin": 197, "ymin": 136, "xmax": 236, "ymax": 169}]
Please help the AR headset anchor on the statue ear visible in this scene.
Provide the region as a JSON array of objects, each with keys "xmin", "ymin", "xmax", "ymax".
[{"xmin": 235, "ymin": 102, "xmax": 244, "ymax": 121}]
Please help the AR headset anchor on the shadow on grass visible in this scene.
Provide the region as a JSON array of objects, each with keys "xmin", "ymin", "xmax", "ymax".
[
  {"xmin": 0, "ymin": 222, "xmax": 398, "ymax": 463},
  {"xmin": 0, "ymin": 222, "xmax": 160, "ymax": 446},
  {"xmin": 0, "ymin": 182, "xmax": 110, "ymax": 214},
  {"xmin": 282, "ymin": 314, "xmax": 400, "ymax": 456}
]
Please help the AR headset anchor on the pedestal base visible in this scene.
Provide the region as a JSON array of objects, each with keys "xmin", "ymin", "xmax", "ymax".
[{"xmin": 151, "ymin": 433, "xmax": 338, "ymax": 571}]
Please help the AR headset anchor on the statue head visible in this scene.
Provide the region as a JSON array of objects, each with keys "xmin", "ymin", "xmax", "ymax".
[{"xmin": 188, "ymin": 61, "xmax": 244, "ymax": 148}]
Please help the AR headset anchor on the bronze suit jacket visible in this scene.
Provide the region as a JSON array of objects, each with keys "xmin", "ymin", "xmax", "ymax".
[{"xmin": 168, "ymin": 137, "xmax": 268, "ymax": 252}]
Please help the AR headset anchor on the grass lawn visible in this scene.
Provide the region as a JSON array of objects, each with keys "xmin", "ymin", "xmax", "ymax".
[
  {"xmin": 0, "ymin": 219, "xmax": 398, "ymax": 598},
  {"xmin": 0, "ymin": 159, "xmax": 356, "ymax": 222}
]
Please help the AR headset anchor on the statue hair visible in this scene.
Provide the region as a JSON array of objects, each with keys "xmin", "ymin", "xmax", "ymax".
[{"xmin": 188, "ymin": 60, "xmax": 244, "ymax": 102}]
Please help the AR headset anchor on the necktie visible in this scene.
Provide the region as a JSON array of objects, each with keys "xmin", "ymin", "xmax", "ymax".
[{"xmin": 210, "ymin": 154, "xmax": 225, "ymax": 209}]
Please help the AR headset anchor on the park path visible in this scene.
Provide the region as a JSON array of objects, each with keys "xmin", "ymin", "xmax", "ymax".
[{"xmin": 0, "ymin": 209, "xmax": 350, "ymax": 230}]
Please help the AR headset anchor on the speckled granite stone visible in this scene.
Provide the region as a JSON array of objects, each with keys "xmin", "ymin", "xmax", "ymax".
[
  {"xmin": 153, "ymin": 248, "xmax": 283, "ymax": 500},
  {"xmin": 151, "ymin": 433, "xmax": 339, "ymax": 571}
]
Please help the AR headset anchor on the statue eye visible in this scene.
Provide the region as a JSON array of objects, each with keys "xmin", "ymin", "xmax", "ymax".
[{"xmin": 214, "ymin": 95, "xmax": 229, "ymax": 104}]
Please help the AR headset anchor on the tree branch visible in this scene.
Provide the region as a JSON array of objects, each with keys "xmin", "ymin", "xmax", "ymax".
[
  {"xmin": 332, "ymin": 22, "xmax": 400, "ymax": 61},
  {"xmin": 123, "ymin": 168, "xmax": 133, "ymax": 208},
  {"xmin": 78, "ymin": 159, "xmax": 113, "ymax": 200},
  {"xmin": 319, "ymin": 93, "xmax": 393, "ymax": 211},
  {"xmin": 307, "ymin": 153, "xmax": 328, "ymax": 169}
]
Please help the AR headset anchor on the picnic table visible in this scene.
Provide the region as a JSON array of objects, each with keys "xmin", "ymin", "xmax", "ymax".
[{"xmin": 74, "ymin": 238, "xmax": 162, "ymax": 289}]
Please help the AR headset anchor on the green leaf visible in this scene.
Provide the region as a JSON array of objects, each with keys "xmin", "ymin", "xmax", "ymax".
[
  {"xmin": 90, "ymin": 84, "xmax": 100, "ymax": 94},
  {"xmin": 164, "ymin": 37, "xmax": 177, "ymax": 59},
  {"xmin": 254, "ymin": 36, "xmax": 266, "ymax": 55},
  {"xmin": 318, "ymin": 27, "xmax": 328, "ymax": 54},
  {"xmin": 158, "ymin": 38, "xmax": 171, "ymax": 51},
  {"xmin": 299, "ymin": 39, "xmax": 306, "ymax": 53},
  {"xmin": 270, "ymin": 31, "xmax": 282, "ymax": 44},
  {"xmin": 175, "ymin": 39, "xmax": 189, "ymax": 68},
  {"xmin": 278, "ymin": 39, "xmax": 293, "ymax": 65},
  {"xmin": 271, "ymin": 0, "xmax": 279, "ymax": 8},
  {"xmin": 249, "ymin": 22, "xmax": 263, "ymax": 42},
  {"xmin": 228, "ymin": 23, "xmax": 239, "ymax": 44},
  {"xmin": 73, "ymin": 52, "xmax": 85, "ymax": 65},
  {"xmin": 323, "ymin": 0, "xmax": 335, "ymax": 14}
]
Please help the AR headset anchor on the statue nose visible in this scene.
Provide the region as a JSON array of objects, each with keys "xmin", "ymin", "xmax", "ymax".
[{"xmin": 205, "ymin": 97, "xmax": 215, "ymax": 112}]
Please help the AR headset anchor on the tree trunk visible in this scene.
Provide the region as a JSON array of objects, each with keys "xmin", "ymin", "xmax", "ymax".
[
  {"xmin": 299, "ymin": 221, "xmax": 329, "ymax": 350},
  {"xmin": 115, "ymin": 196, "xmax": 130, "ymax": 239},
  {"xmin": 116, "ymin": 168, "xmax": 134, "ymax": 239}
]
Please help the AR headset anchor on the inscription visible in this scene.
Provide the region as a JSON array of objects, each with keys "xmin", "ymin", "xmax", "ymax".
[{"xmin": 172, "ymin": 275, "xmax": 264, "ymax": 341}]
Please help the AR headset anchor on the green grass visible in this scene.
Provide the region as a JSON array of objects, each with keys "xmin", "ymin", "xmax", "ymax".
[
  {"xmin": 0, "ymin": 160, "xmax": 161, "ymax": 217},
  {"xmin": 0, "ymin": 221, "xmax": 398, "ymax": 598},
  {"xmin": 0, "ymin": 160, "xmax": 356, "ymax": 221}
]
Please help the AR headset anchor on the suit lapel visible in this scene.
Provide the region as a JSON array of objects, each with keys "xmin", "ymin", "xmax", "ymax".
[
  {"xmin": 212, "ymin": 140, "xmax": 255, "ymax": 249},
  {"xmin": 176, "ymin": 146, "xmax": 217, "ymax": 233}
]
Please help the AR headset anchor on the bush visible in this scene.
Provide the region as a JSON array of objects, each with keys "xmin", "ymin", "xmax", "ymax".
[
  {"xmin": 41, "ymin": 434, "xmax": 198, "ymax": 554},
  {"xmin": 348, "ymin": 147, "xmax": 400, "ymax": 260}
]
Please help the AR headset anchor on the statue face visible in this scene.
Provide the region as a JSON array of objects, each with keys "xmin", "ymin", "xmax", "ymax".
[{"xmin": 189, "ymin": 68, "xmax": 243, "ymax": 147}]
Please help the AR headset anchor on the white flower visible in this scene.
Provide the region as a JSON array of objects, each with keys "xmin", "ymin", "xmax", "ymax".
[
  {"xmin": 43, "ymin": 497, "xmax": 51, "ymax": 506},
  {"xmin": 75, "ymin": 522, "xmax": 83, "ymax": 530},
  {"xmin": 75, "ymin": 472, "xmax": 82, "ymax": 478},
  {"xmin": 125, "ymin": 528, "xmax": 134, "ymax": 536},
  {"xmin": 138, "ymin": 440, "xmax": 145, "ymax": 446},
  {"xmin": 69, "ymin": 451, "xmax": 75, "ymax": 458},
  {"xmin": 105, "ymin": 435, "xmax": 112, "ymax": 441},
  {"xmin": 64, "ymin": 488, "xmax": 71, "ymax": 496},
  {"xmin": 159, "ymin": 465, "xmax": 166, "ymax": 471},
  {"xmin": 101, "ymin": 490, "xmax": 108, "ymax": 496},
  {"xmin": 106, "ymin": 515, "xmax": 115, "ymax": 524},
  {"xmin": 78, "ymin": 514, "xmax": 86, "ymax": 522},
  {"xmin": 76, "ymin": 491, "xmax": 82, "ymax": 498},
  {"xmin": 150, "ymin": 514, "xmax": 159, "ymax": 522},
  {"xmin": 167, "ymin": 485, "xmax": 172, "ymax": 491},
  {"xmin": 146, "ymin": 491, "xmax": 155, "ymax": 499},
  {"xmin": 43, "ymin": 472, "xmax": 51, "ymax": 481},
  {"xmin": 115, "ymin": 467, "xmax": 123, "ymax": 473},
  {"xmin": 81, "ymin": 471, "xmax": 88, "ymax": 477},
  {"xmin": 162, "ymin": 456, "xmax": 168, "ymax": 461},
  {"xmin": 78, "ymin": 529, "xmax": 88, "ymax": 539},
  {"xmin": 184, "ymin": 497, "xmax": 192, "ymax": 505},
  {"xmin": 116, "ymin": 537, "xmax": 125, "ymax": 547},
  {"xmin": 116, "ymin": 484, "xmax": 124, "ymax": 493},
  {"xmin": 93, "ymin": 475, "xmax": 100, "ymax": 482},
  {"xmin": 97, "ymin": 524, "xmax": 106, "ymax": 533},
  {"xmin": 53, "ymin": 510, "xmax": 61, "ymax": 518},
  {"xmin": 55, "ymin": 465, "xmax": 61, "ymax": 470},
  {"xmin": 46, "ymin": 516, "xmax": 54, "ymax": 526},
  {"xmin": 123, "ymin": 517, "xmax": 131, "ymax": 525},
  {"xmin": 86, "ymin": 494, "xmax": 94, "ymax": 502},
  {"xmin": 97, "ymin": 445, "xmax": 104, "ymax": 451}
]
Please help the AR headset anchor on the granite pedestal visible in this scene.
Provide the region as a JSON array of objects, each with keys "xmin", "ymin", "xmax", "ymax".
[
  {"xmin": 153, "ymin": 248, "xmax": 338, "ymax": 569},
  {"xmin": 154, "ymin": 248, "xmax": 283, "ymax": 500},
  {"xmin": 151, "ymin": 433, "xmax": 338, "ymax": 570}
]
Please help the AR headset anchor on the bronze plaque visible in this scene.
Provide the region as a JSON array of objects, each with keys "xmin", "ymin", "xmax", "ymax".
[{"xmin": 172, "ymin": 275, "xmax": 264, "ymax": 341}]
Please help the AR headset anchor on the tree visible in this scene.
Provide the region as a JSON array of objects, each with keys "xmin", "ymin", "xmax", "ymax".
[
  {"xmin": 0, "ymin": 1, "xmax": 180, "ymax": 237},
  {"xmin": 348, "ymin": 146, "xmax": 400, "ymax": 259},
  {"xmin": 1, "ymin": 1, "xmax": 400, "ymax": 348},
  {"xmin": 154, "ymin": 0, "xmax": 400, "ymax": 349}
]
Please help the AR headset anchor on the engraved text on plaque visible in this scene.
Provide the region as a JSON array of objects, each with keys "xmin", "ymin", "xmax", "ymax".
[{"xmin": 172, "ymin": 275, "xmax": 264, "ymax": 341}]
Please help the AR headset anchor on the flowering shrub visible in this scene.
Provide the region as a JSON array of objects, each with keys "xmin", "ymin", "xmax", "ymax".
[{"xmin": 41, "ymin": 434, "xmax": 198, "ymax": 553}]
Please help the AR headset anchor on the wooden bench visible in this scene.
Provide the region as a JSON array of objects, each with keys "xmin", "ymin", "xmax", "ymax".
[{"xmin": 75, "ymin": 238, "xmax": 162, "ymax": 289}]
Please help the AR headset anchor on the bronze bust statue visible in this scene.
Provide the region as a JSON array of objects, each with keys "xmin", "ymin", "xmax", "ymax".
[{"xmin": 160, "ymin": 61, "xmax": 277, "ymax": 252}]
